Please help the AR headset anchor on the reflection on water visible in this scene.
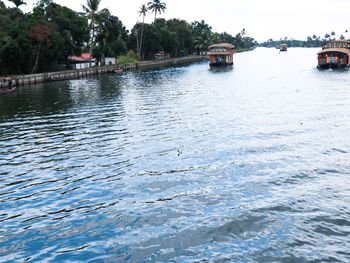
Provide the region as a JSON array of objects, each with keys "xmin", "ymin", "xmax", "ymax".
[
  {"xmin": 209, "ymin": 66, "xmax": 233, "ymax": 73},
  {"xmin": 1, "ymin": 48, "xmax": 350, "ymax": 262}
]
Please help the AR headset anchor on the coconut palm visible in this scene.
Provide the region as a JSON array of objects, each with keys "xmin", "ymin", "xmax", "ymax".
[
  {"xmin": 147, "ymin": 0, "xmax": 166, "ymax": 21},
  {"xmin": 193, "ymin": 36, "xmax": 210, "ymax": 55},
  {"xmin": 8, "ymin": 0, "xmax": 26, "ymax": 9},
  {"xmin": 95, "ymin": 8, "xmax": 111, "ymax": 65},
  {"xmin": 82, "ymin": 0, "xmax": 102, "ymax": 59},
  {"xmin": 138, "ymin": 4, "xmax": 147, "ymax": 57},
  {"xmin": 330, "ymin": 31, "xmax": 336, "ymax": 40}
]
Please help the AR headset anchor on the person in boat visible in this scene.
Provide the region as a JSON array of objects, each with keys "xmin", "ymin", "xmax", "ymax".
[{"xmin": 2, "ymin": 76, "xmax": 12, "ymax": 88}]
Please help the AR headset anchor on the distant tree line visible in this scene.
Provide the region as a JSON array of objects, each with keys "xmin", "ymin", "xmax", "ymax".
[
  {"xmin": 0, "ymin": 0, "xmax": 257, "ymax": 75},
  {"xmin": 260, "ymin": 31, "xmax": 350, "ymax": 48}
]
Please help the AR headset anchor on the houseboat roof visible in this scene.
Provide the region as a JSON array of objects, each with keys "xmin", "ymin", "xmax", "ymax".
[
  {"xmin": 209, "ymin": 43, "xmax": 235, "ymax": 49},
  {"xmin": 208, "ymin": 51, "xmax": 234, "ymax": 56},
  {"xmin": 324, "ymin": 40, "xmax": 350, "ymax": 44},
  {"xmin": 317, "ymin": 48, "xmax": 350, "ymax": 55},
  {"xmin": 322, "ymin": 40, "xmax": 350, "ymax": 49}
]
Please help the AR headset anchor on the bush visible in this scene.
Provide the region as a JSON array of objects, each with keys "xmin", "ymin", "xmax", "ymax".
[{"xmin": 117, "ymin": 50, "xmax": 139, "ymax": 65}]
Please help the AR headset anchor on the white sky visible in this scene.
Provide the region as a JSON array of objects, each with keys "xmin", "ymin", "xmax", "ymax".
[{"xmin": 4, "ymin": 0, "xmax": 350, "ymax": 42}]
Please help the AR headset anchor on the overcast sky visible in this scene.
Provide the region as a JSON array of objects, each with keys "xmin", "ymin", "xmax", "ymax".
[{"xmin": 4, "ymin": 0, "xmax": 350, "ymax": 42}]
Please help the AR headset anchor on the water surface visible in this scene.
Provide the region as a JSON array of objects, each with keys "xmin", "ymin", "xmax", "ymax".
[{"xmin": 1, "ymin": 48, "xmax": 350, "ymax": 262}]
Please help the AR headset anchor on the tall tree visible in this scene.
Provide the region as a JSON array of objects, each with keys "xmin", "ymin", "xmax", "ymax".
[
  {"xmin": 95, "ymin": 8, "xmax": 111, "ymax": 65},
  {"xmin": 138, "ymin": 4, "xmax": 147, "ymax": 58},
  {"xmin": 82, "ymin": 0, "xmax": 102, "ymax": 57},
  {"xmin": 147, "ymin": 0, "xmax": 166, "ymax": 21},
  {"xmin": 94, "ymin": 12, "xmax": 127, "ymax": 62},
  {"xmin": 166, "ymin": 19, "xmax": 193, "ymax": 56},
  {"xmin": 45, "ymin": 2, "xmax": 89, "ymax": 67},
  {"xmin": 27, "ymin": 24, "xmax": 52, "ymax": 73},
  {"xmin": 191, "ymin": 20, "xmax": 213, "ymax": 54}
]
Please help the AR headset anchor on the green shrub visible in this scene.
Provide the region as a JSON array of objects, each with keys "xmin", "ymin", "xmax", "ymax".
[{"xmin": 117, "ymin": 50, "xmax": 140, "ymax": 65}]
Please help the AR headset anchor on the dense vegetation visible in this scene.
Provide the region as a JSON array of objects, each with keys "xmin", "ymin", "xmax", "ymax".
[
  {"xmin": 0, "ymin": 0, "xmax": 257, "ymax": 75},
  {"xmin": 260, "ymin": 31, "xmax": 348, "ymax": 48}
]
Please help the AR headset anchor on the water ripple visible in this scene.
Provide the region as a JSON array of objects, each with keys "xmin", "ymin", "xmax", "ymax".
[{"xmin": 1, "ymin": 48, "xmax": 350, "ymax": 262}]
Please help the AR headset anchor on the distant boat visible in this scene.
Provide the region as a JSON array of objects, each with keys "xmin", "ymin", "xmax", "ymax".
[
  {"xmin": 0, "ymin": 86, "xmax": 16, "ymax": 95},
  {"xmin": 113, "ymin": 68, "xmax": 124, "ymax": 74},
  {"xmin": 208, "ymin": 43, "xmax": 234, "ymax": 67},
  {"xmin": 317, "ymin": 40, "xmax": 350, "ymax": 69},
  {"xmin": 280, "ymin": 44, "xmax": 288, "ymax": 52}
]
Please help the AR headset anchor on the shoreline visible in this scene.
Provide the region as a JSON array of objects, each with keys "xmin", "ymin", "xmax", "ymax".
[
  {"xmin": 0, "ymin": 56, "xmax": 207, "ymax": 88},
  {"xmin": 235, "ymin": 47, "xmax": 256, "ymax": 53}
]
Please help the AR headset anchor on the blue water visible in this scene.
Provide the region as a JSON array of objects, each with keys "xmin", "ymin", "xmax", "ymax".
[{"xmin": 1, "ymin": 48, "xmax": 350, "ymax": 262}]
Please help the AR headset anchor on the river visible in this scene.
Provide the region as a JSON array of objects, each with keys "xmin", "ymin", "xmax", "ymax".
[{"xmin": 1, "ymin": 48, "xmax": 350, "ymax": 262}]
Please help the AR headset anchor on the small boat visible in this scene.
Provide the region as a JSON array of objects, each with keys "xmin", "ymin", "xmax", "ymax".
[
  {"xmin": 317, "ymin": 40, "xmax": 350, "ymax": 69},
  {"xmin": 113, "ymin": 68, "xmax": 124, "ymax": 74},
  {"xmin": 0, "ymin": 86, "xmax": 16, "ymax": 95},
  {"xmin": 280, "ymin": 44, "xmax": 287, "ymax": 52},
  {"xmin": 208, "ymin": 43, "xmax": 235, "ymax": 67}
]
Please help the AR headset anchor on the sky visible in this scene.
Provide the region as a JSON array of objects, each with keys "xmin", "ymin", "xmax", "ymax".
[{"xmin": 4, "ymin": 0, "xmax": 350, "ymax": 42}]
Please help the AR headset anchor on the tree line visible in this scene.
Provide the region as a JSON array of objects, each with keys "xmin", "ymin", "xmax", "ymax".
[
  {"xmin": 0, "ymin": 0, "xmax": 257, "ymax": 75},
  {"xmin": 260, "ymin": 31, "xmax": 350, "ymax": 48}
]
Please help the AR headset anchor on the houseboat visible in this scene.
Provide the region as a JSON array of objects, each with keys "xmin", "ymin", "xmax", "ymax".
[
  {"xmin": 280, "ymin": 44, "xmax": 287, "ymax": 51},
  {"xmin": 208, "ymin": 43, "xmax": 235, "ymax": 67},
  {"xmin": 317, "ymin": 40, "xmax": 350, "ymax": 69}
]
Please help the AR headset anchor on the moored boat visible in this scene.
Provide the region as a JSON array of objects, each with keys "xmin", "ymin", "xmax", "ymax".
[
  {"xmin": 0, "ymin": 86, "xmax": 16, "ymax": 95},
  {"xmin": 317, "ymin": 40, "xmax": 350, "ymax": 69},
  {"xmin": 114, "ymin": 68, "xmax": 123, "ymax": 74},
  {"xmin": 208, "ymin": 43, "xmax": 234, "ymax": 67}
]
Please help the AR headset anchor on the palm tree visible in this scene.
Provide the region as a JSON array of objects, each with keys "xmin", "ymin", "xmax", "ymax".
[
  {"xmin": 330, "ymin": 31, "xmax": 336, "ymax": 40},
  {"xmin": 324, "ymin": 33, "xmax": 330, "ymax": 41},
  {"xmin": 147, "ymin": 0, "xmax": 166, "ymax": 21},
  {"xmin": 95, "ymin": 8, "xmax": 111, "ymax": 65},
  {"xmin": 138, "ymin": 4, "xmax": 147, "ymax": 58},
  {"xmin": 82, "ymin": 0, "xmax": 102, "ymax": 62},
  {"xmin": 193, "ymin": 36, "xmax": 210, "ymax": 55},
  {"xmin": 8, "ymin": 0, "xmax": 26, "ymax": 9}
]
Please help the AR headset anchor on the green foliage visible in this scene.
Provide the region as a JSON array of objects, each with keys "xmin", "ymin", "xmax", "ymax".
[
  {"xmin": 117, "ymin": 50, "xmax": 139, "ymax": 64},
  {"xmin": 260, "ymin": 36, "xmax": 323, "ymax": 48},
  {"xmin": 260, "ymin": 30, "xmax": 350, "ymax": 48},
  {"xmin": 191, "ymin": 20, "xmax": 213, "ymax": 53},
  {"xmin": 8, "ymin": 0, "xmax": 26, "ymax": 8},
  {"xmin": 0, "ymin": 0, "xmax": 259, "ymax": 74},
  {"xmin": 129, "ymin": 17, "xmax": 258, "ymax": 59},
  {"xmin": 130, "ymin": 23, "xmax": 160, "ymax": 60},
  {"xmin": 166, "ymin": 19, "xmax": 192, "ymax": 56},
  {"xmin": 0, "ymin": 0, "xmax": 129, "ymax": 74}
]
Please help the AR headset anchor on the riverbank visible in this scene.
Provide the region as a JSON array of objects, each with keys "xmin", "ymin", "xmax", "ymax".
[
  {"xmin": 0, "ymin": 56, "xmax": 206, "ymax": 88},
  {"xmin": 235, "ymin": 47, "xmax": 256, "ymax": 53}
]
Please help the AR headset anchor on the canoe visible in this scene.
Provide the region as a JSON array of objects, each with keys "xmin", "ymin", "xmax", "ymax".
[
  {"xmin": 0, "ymin": 86, "xmax": 16, "ymax": 95},
  {"xmin": 114, "ymin": 68, "xmax": 123, "ymax": 74}
]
